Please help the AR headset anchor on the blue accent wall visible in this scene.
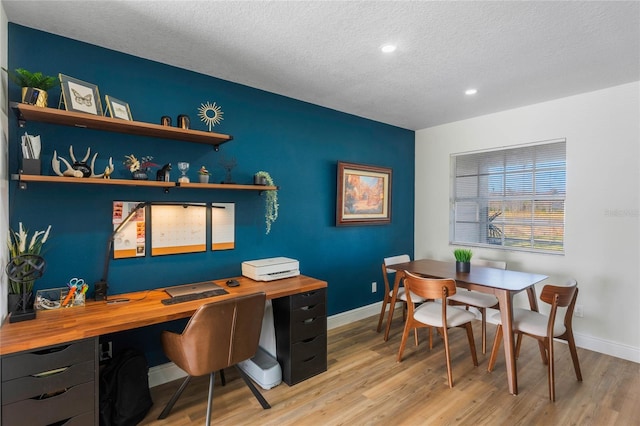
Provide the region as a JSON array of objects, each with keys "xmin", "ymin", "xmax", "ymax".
[{"xmin": 8, "ymin": 24, "xmax": 414, "ymax": 364}]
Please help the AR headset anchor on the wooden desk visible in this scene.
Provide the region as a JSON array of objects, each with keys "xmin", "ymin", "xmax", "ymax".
[
  {"xmin": 384, "ymin": 259, "xmax": 547, "ymax": 395},
  {"xmin": 0, "ymin": 275, "xmax": 326, "ymax": 356},
  {"xmin": 0, "ymin": 275, "xmax": 326, "ymax": 425}
]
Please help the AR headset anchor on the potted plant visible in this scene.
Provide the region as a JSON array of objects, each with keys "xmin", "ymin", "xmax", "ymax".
[
  {"xmin": 6, "ymin": 223, "xmax": 51, "ymax": 318},
  {"xmin": 254, "ymin": 171, "xmax": 278, "ymax": 234},
  {"xmin": 123, "ymin": 154, "xmax": 158, "ymax": 180},
  {"xmin": 198, "ymin": 166, "xmax": 211, "ymax": 183},
  {"xmin": 2, "ymin": 67, "xmax": 58, "ymax": 107},
  {"xmin": 454, "ymin": 248, "xmax": 473, "ymax": 273}
]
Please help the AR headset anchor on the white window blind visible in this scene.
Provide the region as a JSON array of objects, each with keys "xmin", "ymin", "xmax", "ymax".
[{"xmin": 451, "ymin": 140, "xmax": 566, "ymax": 253}]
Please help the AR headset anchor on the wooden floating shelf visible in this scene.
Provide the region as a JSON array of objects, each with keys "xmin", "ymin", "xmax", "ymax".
[
  {"xmin": 11, "ymin": 102, "xmax": 233, "ymax": 149},
  {"xmin": 11, "ymin": 174, "xmax": 277, "ymax": 191},
  {"xmin": 177, "ymin": 182, "xmax": 278, "ymax": 191}
]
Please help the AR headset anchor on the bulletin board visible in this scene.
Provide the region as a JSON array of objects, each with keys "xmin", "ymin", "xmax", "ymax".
[
  {"xmin": 151, "ymin": 204, "xmax": 207, "ymax": 256},
  {"xmin": 211, "ymin": 202, "xmax": 235, "ymax": 250},
  {"xmin": 113, "ymin": 201, "xmax": 146, "ymax": 259}
]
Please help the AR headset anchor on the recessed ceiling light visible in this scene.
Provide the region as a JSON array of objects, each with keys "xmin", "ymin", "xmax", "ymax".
[
  {"xmin": 381, "ymin": 44, "xmax": 397, "ymax": 53},
  {"xmin": 465, "ymin": 89, "xmax": 478, "ymax": 95}
]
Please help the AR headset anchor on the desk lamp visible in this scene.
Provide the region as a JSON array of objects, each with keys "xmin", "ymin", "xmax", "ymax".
[{"xmin": 94, "ymin": 201, "xmax": 211, "ymax": 300}]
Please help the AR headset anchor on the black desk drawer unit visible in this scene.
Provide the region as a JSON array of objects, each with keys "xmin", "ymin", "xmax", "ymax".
[
  {"xmin": 1, "ymin": 338, "xmax": 98, "ymax": 426},
  {"xmin": 273, "ymin": 288, "xmax": 327, "ymax": 385}
]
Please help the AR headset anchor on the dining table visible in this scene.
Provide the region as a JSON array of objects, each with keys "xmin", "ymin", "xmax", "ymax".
[{"xmin": 384, "ymin": 258, "xmax": 548, "ymax": 395}]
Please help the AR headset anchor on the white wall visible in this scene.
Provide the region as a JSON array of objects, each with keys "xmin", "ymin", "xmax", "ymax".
[
  {"xmin": 0, "ymin": 1, "xmax": 8, "ymax": 322},
  {"xmin": 415, "ymin": 82, "xmax": 640, "ymax": 362}
]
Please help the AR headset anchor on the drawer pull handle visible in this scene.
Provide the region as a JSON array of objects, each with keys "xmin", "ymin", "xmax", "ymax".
[
  {"xmin": 302, "ymin": 336, "xmax": 318, "ymax": 343},
  {"xmin": 31, "ymin": 366, "xmax": 69, "ymax": 378},
  {"xmin": 300, "ymin": 304, "xmax": 317, "ymax": 311},
  {"xmin": 33, "ymin": 344, "xmax": 71, "ymax": 355},
  {"xmin": 32, "ymin": 387, "xmax": 69, "ymax": 400},
  {"xmin": 302, "ymin": 317, "xmax": 318, "ymax": 324},
  {"xmin": 302, "ymin": 355, "xmax": 316, "ymax": 363}
]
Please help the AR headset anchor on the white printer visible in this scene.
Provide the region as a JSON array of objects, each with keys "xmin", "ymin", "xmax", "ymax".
[{"xmin": 241, "ymin": 257, "xmax": 300, "ymax": 281}]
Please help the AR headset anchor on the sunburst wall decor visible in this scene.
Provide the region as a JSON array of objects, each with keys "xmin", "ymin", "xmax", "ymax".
[{"xmin": 198, "ymin": 101, "xmax": 224, "ymax": 131}]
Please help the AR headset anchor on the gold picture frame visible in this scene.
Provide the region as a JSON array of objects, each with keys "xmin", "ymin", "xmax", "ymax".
[
  {"xmin": 105, "ymin": 95, "xmax": 133, "ymax": 120},
  {"xmin": 59, "ymin": 74, "xmax": 103, "ymax": 116},
  {"xmin": 336, "ymin": 161, "xmax": 392, "ymax": 226}
]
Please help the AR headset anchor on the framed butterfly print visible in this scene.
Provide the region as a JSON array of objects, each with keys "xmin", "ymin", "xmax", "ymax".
[
  {"xmin": 105, "ymin": 95, "xmax": 132, "ymax": 120},
  {"xmin": 59, "ymin": 74, "xmax": 103, "ymax": 116}
]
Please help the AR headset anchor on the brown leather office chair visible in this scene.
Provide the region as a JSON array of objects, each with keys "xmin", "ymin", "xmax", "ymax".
[
  {"xmin": 158, "ymin": 292, "xmax": 270, "ymax": 424},
  {"xmin": 487, "ymin": 280, "xmax": 582, "ymax": 401},
  {"xmin": 397, "ymin": 271, "xmax": 478, "ymax": 388}
]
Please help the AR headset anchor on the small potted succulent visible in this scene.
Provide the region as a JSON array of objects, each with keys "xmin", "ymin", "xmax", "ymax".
[
  {"xmin": 2, "ymin": 67, "xmax": 58, "ymax": 107},
  {"xmin": 198, "ymin": 166, "xmax": 211, "ymax": 183},
  {"xmin": 454, "ymin": 248, "xmax": 473, "ymax": 273}
]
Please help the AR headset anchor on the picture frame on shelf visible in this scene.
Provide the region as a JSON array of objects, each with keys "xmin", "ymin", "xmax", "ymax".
[
  {"xmin": 59, "ymin": 73, "xmax": 103, "ymax": 116},
  {"xmin": 336, "ymin": 161, "xmax": 392, "ymax": 226},
  {"xmin": 105, "ymin": 95, "xmax": 133, "ymax": 120}
]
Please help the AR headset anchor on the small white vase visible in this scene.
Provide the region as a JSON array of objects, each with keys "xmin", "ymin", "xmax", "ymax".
[{"xmin": 199, "ymin": 174, "xmax": 210, "ymax": 183}]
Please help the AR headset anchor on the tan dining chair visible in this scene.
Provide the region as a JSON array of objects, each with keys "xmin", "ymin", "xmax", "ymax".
[
  {"xmin": 487, "ymin": 280, "xmax": 582, "ymax": 401},
  {"xmin": 376, "ymin": 255, "xmax": 426, "ymax": 344},
  {"xmin": 397, "ymin": 271, "xmax": 478, "ymax": 388},
  {"xmin": 158, "ymin": 292, "xmax": 270, "ymax": 424},
  {"xmin": 448, "ymin": 259, "xmax": 505, "ymax": 353}
]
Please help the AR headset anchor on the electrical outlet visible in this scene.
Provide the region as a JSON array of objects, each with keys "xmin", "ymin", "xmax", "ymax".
[
  {"xmin": 100, "ymin": 341, "xmax": 113, "ymax": 361},
  {"xmin": 574, "ymin": 304, "xmax": 584, "ymax": 318},
  {"xmin": 371, "ymin": 282, "xmax": 377, "ymax": 293}
]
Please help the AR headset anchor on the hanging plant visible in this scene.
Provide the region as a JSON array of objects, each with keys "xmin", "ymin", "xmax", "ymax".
[{"xmin": 255, "ymin": 171, "xmax": 278, "ymax": 234}]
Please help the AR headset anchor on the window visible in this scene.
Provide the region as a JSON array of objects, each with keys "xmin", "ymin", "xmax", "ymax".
[{"xmin": 451, "ymin": 139, "xmax": 566, "ymax": 253}]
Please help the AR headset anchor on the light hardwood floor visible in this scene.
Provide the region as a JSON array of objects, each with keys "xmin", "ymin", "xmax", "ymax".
[{"xmin": 141, "ymin": 315, "xmax": 640, "ymax": 425}]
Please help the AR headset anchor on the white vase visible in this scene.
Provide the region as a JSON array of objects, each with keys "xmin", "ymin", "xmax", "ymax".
[{"xmin": 199, "ymin": 174, "xmax": 210, "ymax": 183}]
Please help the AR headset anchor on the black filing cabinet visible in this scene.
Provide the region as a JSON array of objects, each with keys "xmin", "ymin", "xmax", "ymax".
[
  {"xmin": 273, "ymin": 288, "xmax": 327, "ymax": 385},
  {"xmin": 1, "ymin": 338, "xmax": 98, "ymax": 426}
]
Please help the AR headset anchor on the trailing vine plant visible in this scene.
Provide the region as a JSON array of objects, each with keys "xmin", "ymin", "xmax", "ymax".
[{"xmin": 255, "ymin": 171, "xmax": 278, "ymax": 234}]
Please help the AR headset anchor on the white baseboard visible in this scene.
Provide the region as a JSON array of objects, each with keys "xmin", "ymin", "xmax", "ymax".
[
  {"xmin": 573, "ymin": 331, "xmax": 640, "ymax": 363},
  {"xmin": 149, "ymin": 301, "xmax": 639, "ymax": 388},
  {"xmin": 327, "ymin": 301, "xmax": 382, "ymax": 330}
]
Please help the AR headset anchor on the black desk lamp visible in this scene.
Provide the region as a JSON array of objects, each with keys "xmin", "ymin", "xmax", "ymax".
[{"xmin": 93, "ymin": 202, "xmax": 212, "ymax": 300}]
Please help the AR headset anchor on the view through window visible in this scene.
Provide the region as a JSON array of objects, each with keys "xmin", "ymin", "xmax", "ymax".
[{"xmin": 451, "ymin": 140, "xmax": 566, "ymax": 253}]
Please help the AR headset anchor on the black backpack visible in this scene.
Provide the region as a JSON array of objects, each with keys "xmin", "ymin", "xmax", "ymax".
[{"xmin": 99, "ymin": 348, "xmax": 153, "ymax": 426}]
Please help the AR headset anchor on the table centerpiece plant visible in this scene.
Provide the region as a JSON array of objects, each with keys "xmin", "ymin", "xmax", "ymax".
[
  {"xmin": 254, "ymin": 171, "xmax": 278, "ymax": 234},
  {"xmin": 454, "ymin": 248, "xmax": 473, "ymax": 273}
]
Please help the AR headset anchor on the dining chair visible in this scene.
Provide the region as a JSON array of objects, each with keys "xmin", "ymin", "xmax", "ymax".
[
  {"xmin": 448, "ymin": 259, "xmax": 505, "ymax": 353},
  {"xmin": 397, "ymin": 271, "xmax": 478, "ymax": 388},
  {"xmin": 487, "ymin": 280, "xmax": 582, "ymax": 401},
  {"xmin": 376, "ymin": 255, "xmax": 426, "ymax": 344},
  {"xmin": 158, "ymin": 292, "xmax": 271, "ymax": 424}
]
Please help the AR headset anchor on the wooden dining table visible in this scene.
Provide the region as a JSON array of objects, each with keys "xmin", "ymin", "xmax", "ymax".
[{"xmin": 384, "ymin": 258, "xmax": 548, "ymax": 395}]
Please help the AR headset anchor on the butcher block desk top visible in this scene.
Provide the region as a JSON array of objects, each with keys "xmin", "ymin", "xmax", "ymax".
[{"xmin": 0, "ymin": 275, "xmax": 327, "ymax": 355}]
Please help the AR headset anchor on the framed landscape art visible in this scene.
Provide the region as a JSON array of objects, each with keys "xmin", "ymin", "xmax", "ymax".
[{"xmin": 336, "ymin": 161, "xmax": 392, "ymax": 226}]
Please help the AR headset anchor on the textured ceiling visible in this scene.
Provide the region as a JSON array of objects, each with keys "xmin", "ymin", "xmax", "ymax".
[{"xmin": 3, "ymin": 1, "xmax": 639, "ymax": 130}]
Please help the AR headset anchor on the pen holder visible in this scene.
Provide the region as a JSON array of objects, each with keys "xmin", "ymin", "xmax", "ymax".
[
  {"xmin": 21, "ymin": 158, "xmax": 41, "ymax": 175},
  {"xmin": 35, "ymin": 287, "xmax": 85, "ymax": 310}
]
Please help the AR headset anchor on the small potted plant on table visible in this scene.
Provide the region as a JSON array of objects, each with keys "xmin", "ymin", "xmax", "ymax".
[{"xmin": 454, "ymin": 248, "xmax": 473, "ymax": 273}]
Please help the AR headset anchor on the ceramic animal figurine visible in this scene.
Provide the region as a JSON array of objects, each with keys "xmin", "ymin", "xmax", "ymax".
[{"xmin": 156, "ymin": 163, "xmax": 171, "ymax": 182}]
